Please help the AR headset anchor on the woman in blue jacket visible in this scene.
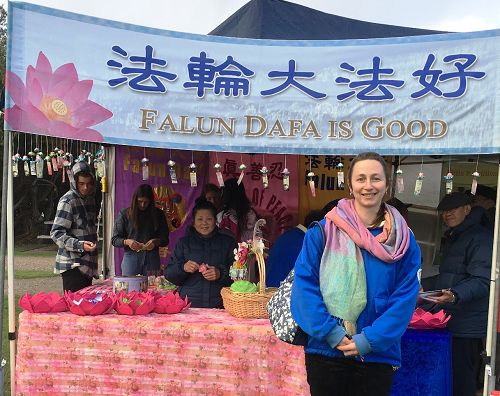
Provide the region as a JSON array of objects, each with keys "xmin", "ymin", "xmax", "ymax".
[
  {"xmin": 166, "ymin": 199, "xmax": 236, "ymax": 308},
  {"xmin": 291, "ymin": 152, "xmax": 421, "ymax": 396}
]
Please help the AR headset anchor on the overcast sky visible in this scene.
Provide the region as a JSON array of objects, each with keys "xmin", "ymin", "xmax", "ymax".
[{"xmin": 5, "ymin": 0, "xmax": 500, "ymax": 34}]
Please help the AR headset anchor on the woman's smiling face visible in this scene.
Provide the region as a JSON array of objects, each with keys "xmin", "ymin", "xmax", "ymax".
[
  {"xmin": 193, "ymin": 208, "xmax": 216, "ymax": 236},
  {"xmin": 349, "ymin": 159, "xmax": 387, "ymax": 211}
]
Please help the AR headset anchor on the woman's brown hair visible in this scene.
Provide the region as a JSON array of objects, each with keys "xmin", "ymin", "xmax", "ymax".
[{"xmin": 128, "ymin": 184, "xmax": 158, "ymax": 231}]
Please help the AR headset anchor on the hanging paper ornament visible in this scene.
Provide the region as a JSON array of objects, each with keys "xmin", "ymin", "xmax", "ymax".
[
  {"xmin": 63, "ymin": 156, "xmax": 72, "ymax": 183},
  {"xmin": 86, "ymin": 151, "xmax": 93, "ymax": 165},
  {"xmin": 471, "ymin": 171, "xmax": 480, "ymax": 195},
  {"xmin": 141, "ymin": 157, "xmax": 149, "ymax": 181},
  {"xmin": 11, "ymin": 154, "xmax": 20, "ymax": 178},
  {"xmin": 396, "ymin": 168, "xmax": 404, "ymax": 193},
  {"xmin": 444, "ymin": 172, "xmax": 454, "ymax": 195},
  {"xmin": 77, "ymin": 150, "xmax": 86, "ymax": 162},
  {"xmin": 336, "ymin": 162, "xmax": 345, "ymax": 189},
  {"xmin": 189, "ymin": 163, "xmax": 198, "ymax": 187},
  {"xmin": 237, "ymin": 163, "xmax": 246, "ymax": 186},
  {"xmin": 22, "ymin": 155, "xmax": 30, "ymax": 176},
  {"xmin": 282, "ymin": 168, "xmax": 290, "ymax": 191},
  {"xmin": 45, "ymin": 155, "xmax": 53, "ymax": 176},
  {"xmin": 214, "ymin": 163, "xmax": 224, "ymax": 187},
  {"xmin": 260, "ymin": 166, "xmax": 269, "ymax": 189},
  {"xmin": 35, "ymin": 153, "xmax": 44, "ymax": 178},
  {"xmin": 28, "ymin": 151, "xmax": 36, "ymax": 176},
  {"xmin": 33, "ymin": 147, "xmax": 40, "ymax": 154},
  {"xmin": 307, "ymin": 171, "xmax": 316, "ymax": 197},
  {"xmin": 414, "ymin": 172, "xmax": 424, "ymax": 196},
  {"xmin": 50, "ymin": 151, "xmax": 59, "ymax": 172},
  {"xmin": 167, "ymin": 159, "xmax": 178, "ymax": 184}
]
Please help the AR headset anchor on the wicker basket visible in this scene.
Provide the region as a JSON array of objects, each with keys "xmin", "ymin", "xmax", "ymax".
[{"xmin": 221, "ymin": 250, "xmax": 277, "ymax": 319}]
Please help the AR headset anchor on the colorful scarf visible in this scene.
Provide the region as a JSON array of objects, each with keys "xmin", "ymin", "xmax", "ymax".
[{"xmin": 319, "ymin": 198, "xmax": 410, "ymax": 335}]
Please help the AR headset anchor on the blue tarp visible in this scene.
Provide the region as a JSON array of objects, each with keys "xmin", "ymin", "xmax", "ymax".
[{"xmin": 210, "ymin": 0, "xmax": 444, "ymax": 39}]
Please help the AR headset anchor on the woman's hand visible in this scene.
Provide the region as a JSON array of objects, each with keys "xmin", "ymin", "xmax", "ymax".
[
  {"xmin": 430, "ymin": 289, "xmax": 456, "ymax": 305},
  {"xmin": 184, "ymin": 260, "xmax": 200, "ymax": 273},
  {"xmin": 336, "ymin": 337, "xmax": 359, "ymax": 357},
  {"xmin": 126, "ymin": 239, "xmax": 144, "ymax": 252},
  {"xmin": 143, "ymin": 239, "xmax": 157, "ymax": 251},
  {"xmin": 202, "ymin": 265, "xmax": 220, "ymax": 281}
]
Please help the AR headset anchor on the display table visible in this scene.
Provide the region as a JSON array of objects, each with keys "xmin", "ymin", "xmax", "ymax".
[{"xmin": 15, "ymin": 309, "xmax": 451, "ymax": 395}]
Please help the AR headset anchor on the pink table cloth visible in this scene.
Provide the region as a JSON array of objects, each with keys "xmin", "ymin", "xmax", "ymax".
[{"xmin": 15, "ymin": 308, "xmax": 309, "ymax": 395}]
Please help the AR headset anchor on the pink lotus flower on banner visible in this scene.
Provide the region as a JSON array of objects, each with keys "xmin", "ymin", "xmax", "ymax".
[
  {"xmin": 5, "ymin": 51, "xmax": 113, "ymax": 142},
  {"xmin": 115, "ymin": 291, "xmax": 155, "ymax": 315},
  {"xmin": 19, "ymin": 292, "xmax": 68, "ymax": 313},
  {"xmin": 154, "ymin": 291, "xmax": 191, "ymax": 314},
  {"xmin": 64, "ymin": 291, "xmax": 116, "ymax": 316},
  {"xmin": 409, "ymin": 307, "xmax": 451, "ymax": 329}
]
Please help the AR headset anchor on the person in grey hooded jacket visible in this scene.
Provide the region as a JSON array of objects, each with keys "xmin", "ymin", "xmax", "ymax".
[{"xmin": 50, "ymin": 161, "xmax": 98, "ymax": 292}]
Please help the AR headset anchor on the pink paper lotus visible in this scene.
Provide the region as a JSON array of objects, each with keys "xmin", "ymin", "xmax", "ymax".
[
  {"xmin": 154, "ymin": 291, "xmax": 191, "ymax": 314},
  {"xmin": 409, "ymin": 307, "xmax": 451, "ymax": 329},
  {"xmin": 19, "ymin": 292, "xmax": 68, "ymax": 313},
  {"xmin": 115, "ymin": 291, "xmax": 155, "ymax": 315},
  {"xmin": 64, "ymin": 291, "xmax": 116, "ymax": 316},
  {"xmin": 5, "ymin": 52, "xmax": 112, "ymax": 142}
]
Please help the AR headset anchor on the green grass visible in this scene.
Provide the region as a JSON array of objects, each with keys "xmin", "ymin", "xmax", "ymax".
[
  {"xmin": 14, "ymin": 248, "xmax": 57, "ymax": 258},
  {"xmin": 2, "ymin": 295, "xmax": 21, "ymax": 396},
  {"xmin": 14, "ymin": 270, "xmax": 57, "ymax": 279}
]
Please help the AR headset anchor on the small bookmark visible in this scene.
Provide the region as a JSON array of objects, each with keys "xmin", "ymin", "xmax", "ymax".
[
  {"xmin": 471, "ymin": 171, "xmax": 480, "ymax": 195},
  {"xmin": 336, "ymin": 161, "xmax": 344, "ymax": 189},
  {"xmin": 308, "ymin": 171, "xmax": 316, "ymax": 197},
  {"xmin": 141, "ymin": 156, "xmax": 149, "ymax": 181},
  {"xmin": 45, "ymin": 155, "xmax": 53, "ymax": 176},
  {"xmin": 261, "ymin": 166, "xmax": 269, "ymax": 189},
  {"xmin": 214, "ymin": 163, "xmax": 224, "ymax": 187},
  {"xmin": 11, "ymin": 154, "xmax": 19, "ymax": 178},
  {"xmin": 444, "ymin": 172, "xmax": 454, "ymax": 195},
  {"xmin": 189, "ymin": 163, "xmax": 197, "ymax": 187},
  {"xmin": 35, "ymin": 153, "xmax": 44, "ymax": 178},
  {"xmin": 237, "ymin": 163, "xmax": 246, "ymax": 186},
  {"xmin": 167, "ymin": 159, "xmax": 178, "ymax": 184},
  {"xmin": 414, "ymin": 172, "xmax": 424, "ymax": 196},
  {"xmin": 282, "ymin": 168, "xmax": 290, "ymax": 191},
  {"xmin": 22, "ymin": 156, "xmax": 30, "ymax": 176},
  {"xmin": 396, "ymin": 168, "xmax": 404, "ymax": 193}
]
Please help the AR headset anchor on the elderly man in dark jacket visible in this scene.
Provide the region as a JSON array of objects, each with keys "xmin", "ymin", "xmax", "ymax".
[{"xmin": 422, "ymin": 192, "xmax": 493, "ymax": 396}]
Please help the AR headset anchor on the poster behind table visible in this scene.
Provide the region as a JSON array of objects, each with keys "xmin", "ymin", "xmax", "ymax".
[
  {"xmin": 114, "ymin": 146, "xmax": 208, "ymax": 275},
  {"xmin": 208, "ymin": 153, "xmax": 299, "ymax": 244}
]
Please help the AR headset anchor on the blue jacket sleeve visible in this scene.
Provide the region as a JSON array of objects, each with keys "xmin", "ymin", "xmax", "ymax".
[
  {"xmin": 355, "ymin": 233, "xmax": 421, "ymax": 355},
  {"xmin": 165, "ymin": 238, "xmax": 189, "ymax": 285},
  {"xmin": 291, "ymin": 222, "xmax": 346, "ymax": 349}
]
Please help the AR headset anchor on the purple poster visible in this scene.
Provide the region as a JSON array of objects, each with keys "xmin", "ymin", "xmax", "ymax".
[{"xmin": 114, "ymin": 146, "xmax": 208, "ymax": 275}]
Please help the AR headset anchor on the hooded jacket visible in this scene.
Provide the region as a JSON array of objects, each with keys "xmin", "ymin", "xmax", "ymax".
[
  {"xmin": 423, "ymin": 206, "xmax": 493, "ymax": 337},
  {"xmin": 165, "ymin": 226, "xmax": 236, "ymax": 308},
  {"xmin": 50, "ymin": 161, "xmax": 98, "ymax": 277}
]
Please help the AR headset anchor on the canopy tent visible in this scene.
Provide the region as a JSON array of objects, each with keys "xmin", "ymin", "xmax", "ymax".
[
  {"xmin": 3, "ymin": 1, "xmax": 500, "ymax": 394},
  {"xmin": 210, "ymin": 0, "xmax": 444, "ymax": 40}
]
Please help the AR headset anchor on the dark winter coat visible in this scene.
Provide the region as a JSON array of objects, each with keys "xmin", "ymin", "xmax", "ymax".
[
  {"xmin": 423, "ymin": 207, "xmax": 493, "ymax": 337},
  {"xmin": 165, "ymin": 226, "xmax": 236, "ymax": 308}
]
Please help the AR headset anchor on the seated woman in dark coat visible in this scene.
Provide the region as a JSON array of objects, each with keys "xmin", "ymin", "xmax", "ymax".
[
  {"xmin": 112, "ymin": 184, "xmax": 169, "ymax": 276},
  {"xmin": 165, "ymin": 199, "xmax": 236, "ymax": 308}
]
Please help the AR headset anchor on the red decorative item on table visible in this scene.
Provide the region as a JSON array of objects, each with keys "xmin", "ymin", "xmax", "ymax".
[
  {"xmin": 409, "ymin": 307, "xmax": 451, "ymax": 329},
  {"xmin": 64, "ymin": 290, "xmax": 116, "ymax": 316},
  {"xmin": 19, "ymin": 292, "xmax": 68, "ymax": 313},
  {"xmin": 115, "ymin": 291, "xmax": 155, "ymax": 315},
  {"xmin": 154, "ymin": 291, "xmax": 191, "ymax": 314}
]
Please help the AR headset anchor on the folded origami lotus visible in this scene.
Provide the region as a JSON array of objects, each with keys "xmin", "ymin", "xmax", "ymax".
[
  {"xmin": 19, "ymin": 292, "xmax": 68, "ymax": 313},
  {"xmin": 154, "ymin": 291, "xmax": 191, "ymax": 314},
  {"xmin": 64, "ymin": 291, "xmax": 116, "ymax": 316},
  {"xmin": 409, "ymin": 307, "xmax": 451, "ymax": 329},
  {"xmin": 115, "ymin": 291, "xmax": 155, "ymax": 315}
]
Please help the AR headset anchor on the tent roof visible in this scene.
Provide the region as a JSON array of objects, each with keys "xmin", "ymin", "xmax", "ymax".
[{"xmin": 210, "ymin": 0, "xmax": 445, "ymax": 40}]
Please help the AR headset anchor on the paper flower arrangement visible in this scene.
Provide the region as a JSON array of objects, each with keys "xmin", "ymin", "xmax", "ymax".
[
  {"xmin": 19, "ymin": 292, "xmax": 68, "ymax": 313},
  {"xmin": 153, "ymin": 291, "xmax": 191, "ymax": 314},
  {"xmin": 229, "ymin": 241, "xmax": 253, "ymax": 281},
  {"xmin": 64, "ymin": 291, "xmax": 116, "ymax": 316},
  {"xmin": 409, "ymin": 307, "xmax": 451, "ymax": 329},
  {"xmin": 115, "ymin": 291, "xmax": 155, "ymax": 315}
]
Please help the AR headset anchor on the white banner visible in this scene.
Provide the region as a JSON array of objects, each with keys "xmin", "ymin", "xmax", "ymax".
[{"xmin": 5, "ymin": 2, "xmax": 500, "ymax": 154}]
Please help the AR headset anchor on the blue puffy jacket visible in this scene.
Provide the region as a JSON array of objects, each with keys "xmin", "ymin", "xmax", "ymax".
[
  {"xmin": 422, "ymin": 207, "xmax": 493, "ymax": 337},
  {"xmin": 291, "ymin": 219, "xmax": 421, "ymax": 367}
]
